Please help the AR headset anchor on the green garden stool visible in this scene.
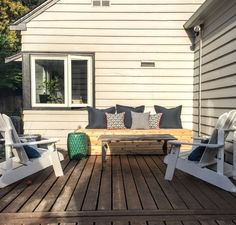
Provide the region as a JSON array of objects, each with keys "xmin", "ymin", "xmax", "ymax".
[{"xmin": 67, "ymin": 132, "xmax": 88, "ymax": 160}]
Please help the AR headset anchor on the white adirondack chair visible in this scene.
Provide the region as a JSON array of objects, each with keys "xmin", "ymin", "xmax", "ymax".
[
  {"xmin": 0, "ymin": 113, "xmax": 64, "ymax": 188},
  {"xmin": 164, "ymin": 110, "xmax": 236, "ymax": 192}
]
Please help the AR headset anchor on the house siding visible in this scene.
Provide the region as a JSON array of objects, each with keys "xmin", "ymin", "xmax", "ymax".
[
  {"xmin": 193, "ymin": 0, "xmax": 236, "ymax": 136},
  {"xmin": 21, "ymin": 0, "xmax": 204, "ymax": 149}
]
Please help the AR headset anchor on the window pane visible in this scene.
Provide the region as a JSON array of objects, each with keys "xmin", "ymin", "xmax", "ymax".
[
  {"xmin": 35, "ymin": 59, "xmax": 65, "ymax": 104},
  {"xmin": 71, "ymin": 60, "xmax": 88, "ymax": 104}
]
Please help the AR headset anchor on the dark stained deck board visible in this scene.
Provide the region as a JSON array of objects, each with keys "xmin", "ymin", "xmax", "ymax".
[
  {"xmin": 182, "ymin": 221, "xmax": 201, "ymax": 225},
  {"xmin": 1, "ymin": 156, "xmax": 236, "ymax": 224},
  {"xmin": 216, "ymin": 220, "xmax": 236, "ymax": 225},
  {"xmin": 97, "ymin": 156, "xmax": 112, "ymax": 210},
  {"xmin": 135, "ymin": 156, "xmax": 172, "ymax": 210},
  {"xmin": 120, "ymin": 155, "xmax": 142, "ymax": 210},
  {"xmin": 2, "ymin": 165, "xmax": 54, "ymax": 213},
  {"xmin": 189, "ymin": 174, "xmax": 232, "ymax": 209},
  {"xmin": 171, "ymin": 167, "xmax": 218, "ymax": 209},
  {"xmin": 153, "ymin": 156, "xmax": 204, "ymax": 210},
  {"xmin": 35, "ymin": 160, "xmax": 78, "ymax": 212},
  {"xmin": 112, "ymin": 156, "xmax": 126, "ymax": 210},
  {"xmin": 51, "ymin": 158, "xmax": 88, "ymax": 212},
  {"xmin": 82, "ymin": 156, "xmax": 102, "ymax": 210},
  {"xmin": 199, "ymin": 221, "xmax": 218, "ymax": 225},
  {"xmin": 128, "ymin": 156, "xmax": 157, "ymax": 210},
  {"xmin": 144, "ymin": 156, "xmax": 187, "ymax": 210},
  {"xmin": 66, "ymin": 156, "xmax": 96, "ymax": 211},
  {"xmin": 19, "ymin": 157, "xmax": 70, "ymax": 213}
]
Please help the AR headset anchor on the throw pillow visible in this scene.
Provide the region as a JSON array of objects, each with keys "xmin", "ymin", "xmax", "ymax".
[
  {"xmin": 154, "ymin": 105, "xmax": 182, "ymax": 128},
  {"xmin": 23, "ymin": 145, "xmax": 41, "ymax": 158},
  {"xmin": 106, "ymin": 112, "xmax": 126, "ymax": 129},
  {"xmin": 86, "ymin": 106, "xmax": 116, "ymax": 129},
  {"xmin": 188, "ymin": 129, "xmax": 218, "ymax": 161},
  {"xmin": 116, "ymin": 104, "xmax": 145, "ymax": 128},
  {"xmin": 131, "ymin": 111, "xmax": 150, "ymax": 129},
  {"xmin": 149, "ymin": 113, "xmax": 163, "ymax": 129}
]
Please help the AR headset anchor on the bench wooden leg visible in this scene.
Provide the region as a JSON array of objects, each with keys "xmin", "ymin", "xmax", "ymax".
[
  {"xmin": 101, "ymin": 142, "xmax": 108, "ymax": 171},
  {"xmin": 162, "ymin": 140, "xmax": 168, "ymax": 155}
]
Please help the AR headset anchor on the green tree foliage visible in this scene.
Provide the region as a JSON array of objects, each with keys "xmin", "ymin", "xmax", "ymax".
[
  {"xmin": 0, "ymin": 0, "xmax": 29, "ymax": 92},
  {"xmin": 0, "ymin": 0, "xmax": 46, "ymax": 92},
  {"xmin": 21, "ymin": 0, "xmax": 46, "ymax": 9}
]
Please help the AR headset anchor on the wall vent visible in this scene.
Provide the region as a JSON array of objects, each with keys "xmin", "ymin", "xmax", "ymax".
[
  {"xmin": 141, "ymin": 61, "xmax": 155, "ymax": 67},
  {"xmin": 92, "ymin": 0, "xmax": 110, "ymax": 6},
  {"xmin": 92, "ymin": 0, "xmax": 101, "ymax": 6}
]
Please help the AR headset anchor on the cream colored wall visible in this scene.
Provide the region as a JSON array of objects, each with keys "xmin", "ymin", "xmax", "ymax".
[
  {"xmin": 21, "ymin": 0, "xmax": 204, "ymax": 149},
  {"xmin": 193, "ymin": 0, "xmax": 236, "ymax": 136}
]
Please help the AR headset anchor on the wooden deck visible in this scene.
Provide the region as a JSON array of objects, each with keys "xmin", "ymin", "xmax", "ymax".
[{"xmin": 1, "ymin": 155, "xmax": 236, "ymax": 224}]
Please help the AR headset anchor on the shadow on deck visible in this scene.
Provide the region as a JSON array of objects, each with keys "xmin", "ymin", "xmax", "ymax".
[{"xmin": 1, "ymin": 155, "xmax": 236, "ymax": 225}]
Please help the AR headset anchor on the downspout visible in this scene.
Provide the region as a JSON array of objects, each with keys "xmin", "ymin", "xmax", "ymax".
[
  {"xmin": 199, "ymin": 29, "xmax": 202, "ymax": 136},
  {"xmin": 194, "ymin": 25, "xmax": 203, "ymax": 136}
]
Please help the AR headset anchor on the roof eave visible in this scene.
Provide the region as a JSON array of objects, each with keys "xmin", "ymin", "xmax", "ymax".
[
  {"xmin": 5, "ymin": 52, "xmax": 22, "ymax": 63},
  {"xmin": 10, "ymin": 0, "xmax": 60, "ymax": 31},
  {"xmin": 184, "ymin": 0, "xmax": 221, "ymax": 29}
]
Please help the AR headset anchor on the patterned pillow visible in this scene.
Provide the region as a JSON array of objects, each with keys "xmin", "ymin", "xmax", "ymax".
[
  {"xmin": 106, "ymin": 112, "xmax": 126, "ymax": 129},
  {"xmin": 149, "ymin": 113, "xmax": 163, "ymax": 129}
]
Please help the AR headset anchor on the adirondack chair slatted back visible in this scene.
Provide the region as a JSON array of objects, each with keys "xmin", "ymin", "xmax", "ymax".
[
  {"xmin": 0, "ymin": 114, "xmax": 29, "ymax": 164},
  {"xmin": 200, "ymin": 110, "xmax": 236, "ymax": 164}
]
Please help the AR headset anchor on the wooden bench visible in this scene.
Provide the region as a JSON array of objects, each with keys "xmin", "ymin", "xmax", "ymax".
[
  {"xmin": 98, "ymin": 134, "xmax": 177, "ymax": 169},
  {"xmin": 80, "ymin": 129, "xmax": 193, "ymax": 155}
]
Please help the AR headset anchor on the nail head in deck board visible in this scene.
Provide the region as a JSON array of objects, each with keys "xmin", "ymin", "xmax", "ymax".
[
  {"xmin": 19, "ymin": 157, "xmax": 70, "ymax": 213},
  {"xmin": 98, "ymin": 156, "xmax": 112, "ymax": 210},
  {"xmin": 51, "ymin": 158, "xmax": 88, "ymax": 212},
  {"xmin": 35, "ymin": 160, "xmax": 78, "ymax": 212},
  {"xmin": 153, "ymin": 156, "xmax": 202, "ymax": 210},
  {"xmin": 82, "ymin": 156, "xmax": 102, "ymax": 210},
  {"xmin": 112, "ymin": 156, "xmax": 127, "ymax": 210},
  {"xmin": 144, "ymin": 156, "xmax": 187, "ymax": 210},
  {"xmin": 120, "ymin": 155, "xmax": 142, "ymax": 210},
  {"xmin": 66, "ymin": 156, "xmax": 96, "ymax": 211},
  {"xmin": 135, "ymin": 156, "xmax": 172, "ymax": 210},
  {"xmin": 128, "ymin": 156, "xmax": 157, "ymax": 210}
]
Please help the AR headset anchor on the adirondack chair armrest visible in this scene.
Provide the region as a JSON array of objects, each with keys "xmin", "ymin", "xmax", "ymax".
[
  {"xmin": 168, "ymin": 140, "xmax": 224, "ymax": 149},
  {"xmin": 222, "ymin": 128, "xmax": 236, "ymax": 132},
  {"xmin": 192, "ymin": 136, "xmax": 209, "ymax": 141},
  {"xmin": 12, "ymin": 138, "xmax": 59, "ymax": 148}
]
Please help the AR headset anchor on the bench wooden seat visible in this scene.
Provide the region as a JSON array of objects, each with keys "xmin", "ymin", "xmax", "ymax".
[{"xmin": 80, "ymin": 128, "xmax": 193, "ymax": 155}]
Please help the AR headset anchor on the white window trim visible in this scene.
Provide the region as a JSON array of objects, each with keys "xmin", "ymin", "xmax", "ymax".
[
  {"xmin": 31, "ymin": 55, "xmax": 93, "ymax": 108},
  {"xmin": 68, "ymin": 55, "xmax": 93, "ymax": 107}
]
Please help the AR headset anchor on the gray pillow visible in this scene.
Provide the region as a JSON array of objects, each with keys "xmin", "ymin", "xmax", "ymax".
[
  {"xmin": 116, "ymin": 104, "xmax": 145, "ymax": 128},
  {"xmin": 131, "ymin": 111, "xmax": 150, "ymax": 129},
  {"xmin": 86, "ymin": 106, "xmax": 116, "ymax": 128},
  {"xmin": 154, "ymin": 105, "xmax": 182, "ymax": 128}
]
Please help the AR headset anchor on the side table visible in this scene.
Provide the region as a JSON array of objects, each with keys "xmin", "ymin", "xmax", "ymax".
[{"xmin": 67, "ymin": 132, "xmax": 88, "ymax": 160}]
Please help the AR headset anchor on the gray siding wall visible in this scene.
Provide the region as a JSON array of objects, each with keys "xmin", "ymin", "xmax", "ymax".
[
  {"xmin": 21, "ymin": 0, "xmax": 204, "ymax": 148},
  {"xmin": 193, "ymin": 0, "xmax": 236, "ymax": 136}
]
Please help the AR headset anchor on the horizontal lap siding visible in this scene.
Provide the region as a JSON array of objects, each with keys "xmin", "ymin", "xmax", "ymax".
[
  {"xmin": 193, "ymin": 0, "xmax": 236, "ymax": 136},
  {"xmin": 22, "ymin": 0, "xmax": 204, "ymax": 148}
]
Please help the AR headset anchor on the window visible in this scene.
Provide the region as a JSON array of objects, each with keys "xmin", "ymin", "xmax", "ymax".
[
  {"xmin": 92, "ymin": 0, "xmax": 110, "ymax": 6},
  {"xmin": 31, "ymin": 55, "xmax": 93, "ymax": 107}
]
